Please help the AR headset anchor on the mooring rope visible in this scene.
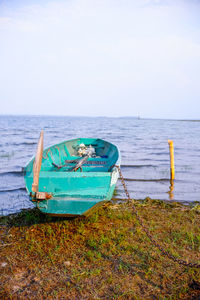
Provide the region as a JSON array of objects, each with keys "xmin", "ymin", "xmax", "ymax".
[{"xmin": 116, "ymin": 165, "xmax": 200, "ymax": 269}]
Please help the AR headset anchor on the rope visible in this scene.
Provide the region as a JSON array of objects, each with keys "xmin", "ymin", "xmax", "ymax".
[{"xmin": 115, "ymin": 165, "xmax": 200, "ymax": 269}]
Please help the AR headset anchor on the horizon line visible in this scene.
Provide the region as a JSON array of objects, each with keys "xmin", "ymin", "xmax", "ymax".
[{"xmin": 0, "ymin": 113, "xmax": 200, "ymax": 122}]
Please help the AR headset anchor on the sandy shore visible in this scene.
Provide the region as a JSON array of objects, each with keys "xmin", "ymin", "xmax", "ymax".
[{"xmin": 1, "ymin": 198, "xmax": 200, "ymax": 299}]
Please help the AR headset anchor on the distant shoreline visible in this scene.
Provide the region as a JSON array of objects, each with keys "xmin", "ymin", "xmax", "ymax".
[{"xmin": 0, "ymin": 114, "xmax": 199, "ymax": 122}]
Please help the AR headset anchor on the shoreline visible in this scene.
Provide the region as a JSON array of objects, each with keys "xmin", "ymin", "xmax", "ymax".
[
  {"xmin": 1, "ymin": 198, "xmax": 200, "ymax": 299},
  {"xmin": 1, "ymin": 197, "xmax": 199, "ymax": 218}
]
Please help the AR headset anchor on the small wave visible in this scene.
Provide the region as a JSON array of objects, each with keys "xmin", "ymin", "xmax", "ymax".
[
  {"xmin": 0, "ymin": 187, "xmax": 26, "ymax": 193},
  {"xmin": 154, "ymin": 159, "xmax": 169, "ymax": 162},
  {"xmin": 121, "ymin": 164, "xmax": 155, "ymax": 168},
  {"xmin": 124, "ymin": 178, "xmax": 169, "ymax": 182},
  {"xmin": 5, "ymin": 142, "xmax": 37, "ymax": 146},
  {"xmin": 149, "ymin": 152, "xmax": 168, "ymax": 155},
  {"xmin": 0, "ymin": 152, "xmax": 14, "ymax": 158},
  {"xmin": 0, "ymin": 171, "xmax": 23, "ymax": 177},
  {"xmin": 18, "ymin": 142, "xmax": 37, "ymax": 146}
]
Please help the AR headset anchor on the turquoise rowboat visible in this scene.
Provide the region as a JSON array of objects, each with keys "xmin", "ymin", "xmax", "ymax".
[{"xmin": 24, "ymin": 133, "xmax": 121, "ymax": 216}]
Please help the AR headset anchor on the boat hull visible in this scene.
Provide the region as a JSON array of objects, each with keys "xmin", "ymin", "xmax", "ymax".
[
  {"xmin": 24, "ymin": 138, "xmax": 120, "ymax": 216},
  {"xmin": 30, "ymin": 169, "xmax": 118, "ymax": 216}
]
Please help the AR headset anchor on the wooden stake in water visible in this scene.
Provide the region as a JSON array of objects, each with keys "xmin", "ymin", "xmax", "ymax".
[
  {"xmin": 168, "ymin": 140, "xmax": 175, "ymax": 181},
  {"xmin": 169, "ymin": 179, "xmax": 174, "ymax": 200}
]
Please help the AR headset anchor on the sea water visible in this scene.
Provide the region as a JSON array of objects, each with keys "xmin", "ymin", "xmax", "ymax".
[{"xmin": 0, "ymin": 115, "xmax": 200, "ymax": 215}]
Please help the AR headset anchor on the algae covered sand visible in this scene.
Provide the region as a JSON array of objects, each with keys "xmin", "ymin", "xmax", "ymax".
[{"xmin": 0, "ymin": 198, "xmax": 200, "ymax": 299}]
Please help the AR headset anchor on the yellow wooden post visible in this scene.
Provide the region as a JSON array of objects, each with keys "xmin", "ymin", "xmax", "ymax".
[
  {"xmin": 168, "ymin": 140, "xmax": 175, "ymax": 181},
  {"xmin": 169, "ymin": 180, "xmax": 174, "ymax": 200}
]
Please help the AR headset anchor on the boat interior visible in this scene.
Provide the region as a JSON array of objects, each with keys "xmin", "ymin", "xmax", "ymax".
[{"xmin": 27, "ymin": 138, "xmax": 119, "ymax": 173}]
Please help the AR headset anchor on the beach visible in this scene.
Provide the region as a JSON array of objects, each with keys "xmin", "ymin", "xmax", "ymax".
[{"xmin": 1, "ymin": 198, "xmax": 200, "ymax": 299}]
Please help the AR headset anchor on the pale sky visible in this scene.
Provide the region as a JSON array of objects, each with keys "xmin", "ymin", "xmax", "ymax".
[{"xmin": 0, "ymin": 0, "xmax": 200, "ymax": 119}]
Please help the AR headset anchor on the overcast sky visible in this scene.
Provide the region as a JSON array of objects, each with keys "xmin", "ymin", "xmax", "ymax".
[{"xmin": 0, "ymin": 0, "xmax": 200, "ymax": 119}]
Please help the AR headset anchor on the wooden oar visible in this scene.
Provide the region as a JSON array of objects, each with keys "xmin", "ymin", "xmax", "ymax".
[{"xmin": 32, "ymin": 130, "xmax": 44, "ymax": 193}]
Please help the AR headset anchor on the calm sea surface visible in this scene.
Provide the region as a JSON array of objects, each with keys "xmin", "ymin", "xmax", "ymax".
[{"xmin": 0, "ymin": 115, "xmax": 200, "ymax": 215}]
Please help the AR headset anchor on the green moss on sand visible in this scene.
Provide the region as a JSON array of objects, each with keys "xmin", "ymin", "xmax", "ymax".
[{"xmin": 0, "ymin": 198, "xmax": 200, "ymax": 299}]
